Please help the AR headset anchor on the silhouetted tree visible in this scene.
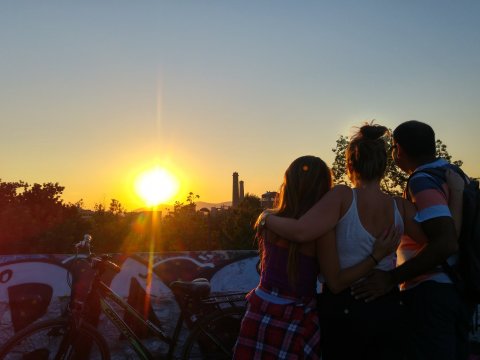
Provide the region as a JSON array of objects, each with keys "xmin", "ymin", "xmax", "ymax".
[
  {"xmin": 218, "ymin": 194, "xmax": 262, "ymax": 250},
  {"xmin": 89, "ymin": 199, "xmax": 134, "ymax": 253},
  {"xmin": 109, "ymin": 199, "xmax": 125, "ymax": 215},
  {"xmin": 0, "ymin": 181, "xmax": 86, "ymax": 253},
  {"xmin": 160, "ymin": 192, "xmax": 209, "ymax": 251},
  {"xmin": 331, "ymin": 132, "xmax": 463, "ymax": 195}
]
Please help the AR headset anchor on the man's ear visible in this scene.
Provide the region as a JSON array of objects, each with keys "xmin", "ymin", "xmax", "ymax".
[{"xmin": 395, "ymin": 143, "xmax": 405, "ymax": 159}]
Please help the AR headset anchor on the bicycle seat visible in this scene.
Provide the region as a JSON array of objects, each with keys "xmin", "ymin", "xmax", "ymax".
[{"xmin": 170, "ymin": 278, "xmax": 211, "ymax": 298}]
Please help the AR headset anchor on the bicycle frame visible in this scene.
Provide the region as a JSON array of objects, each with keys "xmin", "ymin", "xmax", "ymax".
[
  {"xmin": 85, "ymin": 278, "xmax": 185, "ymax": 360},
  {"xmin": 67, "ymin": 247, "xmax": 246, "ymax": 360},
  {"xmin": 0, "ymin": 252, "xmax": 246, "ymax": 360}
]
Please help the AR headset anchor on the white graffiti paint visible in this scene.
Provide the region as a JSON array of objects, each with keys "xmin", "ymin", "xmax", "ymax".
[
  {"xmin": 0, "ymin": 261, "xmax": 70, "ymax": 301},
  {"xmin": 109, "ymin": 257, "xmax": 173, "ymax": 298},
  {"xmin": 152, "ymin": 256, "xmax": 214, "ymax": 269},
  {"xmin": 210, "ymin": 256, "xmax": 260, "ymax": 292}
]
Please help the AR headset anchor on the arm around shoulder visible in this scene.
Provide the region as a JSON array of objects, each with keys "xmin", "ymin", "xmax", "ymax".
[
  {"xmin": 317, "ymin": 218, "xmax": 398, "ymax": 294},
  {"xmin": 266, "ymin": 185, "xmax": 349, "ymax": 243},
  {"xmin": 391, "ymin": 216, "xmax": 458, "ymax": 284}
]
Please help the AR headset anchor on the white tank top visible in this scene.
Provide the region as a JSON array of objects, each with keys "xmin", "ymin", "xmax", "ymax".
[{"xmin": 335, "ymin": 189, "xmax": 404, "ymax": 272}]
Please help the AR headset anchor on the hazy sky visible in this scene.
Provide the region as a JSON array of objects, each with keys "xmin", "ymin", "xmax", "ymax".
[{"xmin": 1, "ymin": 1, "xmax": 479, "ymax": 210}]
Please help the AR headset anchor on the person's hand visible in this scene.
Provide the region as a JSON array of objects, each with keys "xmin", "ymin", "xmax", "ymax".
[
  {"xmin": 371, "ymin": 225, "xmax": 401, "ymax": 262},
  {"xmin": 350, "ymin": 269, "xmax": 395, "ymax": 302},
  {"xmin": 445, "ymin": 168, "xmax": 464, "ymax": 193},
  {"xmin": 256, "ymin": 209, "xmax": 275, "ymax": 234}
]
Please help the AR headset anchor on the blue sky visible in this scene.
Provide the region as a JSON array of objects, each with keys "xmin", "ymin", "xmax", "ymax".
[{"xmin": 1, "ymin": 1, "xmax": 479, "ymax": 210}]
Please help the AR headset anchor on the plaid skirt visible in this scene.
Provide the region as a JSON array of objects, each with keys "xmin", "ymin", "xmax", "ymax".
[{"xmin": 233, "ymin": 289, "xmax": 321, "ymax": 360}]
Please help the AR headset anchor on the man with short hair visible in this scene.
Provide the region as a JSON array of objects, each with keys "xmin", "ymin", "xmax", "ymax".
[{"xmin": 353, "ymin": 120, "xmax": 474, "ymax": 360}]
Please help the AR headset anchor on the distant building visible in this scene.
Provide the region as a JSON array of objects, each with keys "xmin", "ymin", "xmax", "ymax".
[
  {"xmin": 261, "ymin": 191, "xmax": 278, "ymax": 209},
  {"xmin": 239, "ymin": 180, "xmax": 245, "ymax": 202},
  {"xmin": 232, "ymin": 172, "xmax": 240, "ymax": 208},
  {"xmin": 232, "ymin": 172, "xmax": 246, "ymax": 208},
  {"xmin": 210, "ymin": 205, "xmax": 230, "ymax": 217}
]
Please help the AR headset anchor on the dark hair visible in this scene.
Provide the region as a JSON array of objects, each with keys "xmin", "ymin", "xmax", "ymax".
[
  {"xmin": 346, "ymin": 123, "xmax": 389, "ymax": 183},
  {"xmin": 257, "ymin": 156, "xmax": 332, "ymax": 285},
  {"xmin": 393, "ymin": 120, "xmax": 436, "ymax": 158}
]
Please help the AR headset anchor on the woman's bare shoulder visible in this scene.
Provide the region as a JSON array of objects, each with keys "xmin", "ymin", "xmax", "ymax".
[
  {"xmin": 325, "ymin": 184, "xmax": 353, "ymax": 211},
  {"xmin": 330, "ymin": 184, "xmax": 353, "ymax": 201}
]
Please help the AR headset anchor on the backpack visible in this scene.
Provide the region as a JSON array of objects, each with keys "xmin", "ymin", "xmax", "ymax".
[{"xmin": 406, "ymin": 166, "xmax": 480, "ymax": 303}]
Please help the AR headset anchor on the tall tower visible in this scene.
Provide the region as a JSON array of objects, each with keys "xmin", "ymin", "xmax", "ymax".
[
  {"xmin": 232, "ymin": 172, "xmax": 240, "ymax": 208},
  {"xmin": 239, "ymin": 180, "xmax": 245, "ymax": 202}
]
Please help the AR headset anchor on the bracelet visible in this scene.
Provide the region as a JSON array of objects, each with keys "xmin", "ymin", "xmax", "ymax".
[{"xmin": 369, "ymin": 254, "xmax": 379, "ymax": 265}]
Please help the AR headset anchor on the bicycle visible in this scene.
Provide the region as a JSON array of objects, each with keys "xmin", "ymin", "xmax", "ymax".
[{"xmin": 0, "ymin": 235, "xmax": 247, "ymax": 359}]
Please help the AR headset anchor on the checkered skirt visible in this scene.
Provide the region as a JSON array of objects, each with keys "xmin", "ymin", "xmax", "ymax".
[{"xmin": 233, "ymin": 289, "xmax": 321, "ymax": 360}]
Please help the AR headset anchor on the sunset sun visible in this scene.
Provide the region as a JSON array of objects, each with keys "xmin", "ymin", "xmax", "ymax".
[{"xmin": 135, "ymin": 167, "xmax": 179, "ymax": 206}]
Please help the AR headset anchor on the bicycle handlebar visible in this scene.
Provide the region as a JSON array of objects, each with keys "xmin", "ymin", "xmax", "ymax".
[
  {"xmin": 73, "ymin": 235, "xmax": 121, "ymax": 275},
  {"xmin": 90, "ymin": 255, "xmax": 121, "ymax": 274}
]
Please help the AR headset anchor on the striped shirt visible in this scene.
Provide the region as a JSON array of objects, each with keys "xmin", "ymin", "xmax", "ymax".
[{"xmin": 397, "ymin": 158, "xmax": 457, "ymax": 290}]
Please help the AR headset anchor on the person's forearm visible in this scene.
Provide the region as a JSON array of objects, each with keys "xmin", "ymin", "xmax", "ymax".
[
  {"xmin": 266, "ymin": 210, "xmax": 337, "ymax": 243},
  {"xmin": 265, "ymin": 215, "xmax": 311, "ymax": 242},
  {"xmin": 326, "ymin": 255, "xmax": 378, "ymax": 293},
  {"xmin": 391, "ymin": 236, "xmax": 457, "ymax": 284},
  {"xmin": 265, "ymin": 185, "xmax": 344, "ymax": 242}
]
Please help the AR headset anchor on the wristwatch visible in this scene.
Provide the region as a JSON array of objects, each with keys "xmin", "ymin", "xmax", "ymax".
[
  {"xmin": 260, "ymin": 216, "xmax": 266, "ymax": 227},
  {"xmin": 259, "ymin": 212, "xmax": 270, "ymax": 227}
]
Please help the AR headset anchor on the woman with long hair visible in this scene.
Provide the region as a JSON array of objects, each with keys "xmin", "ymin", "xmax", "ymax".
[{"xmin": 233, "ymin": 154, "xmax": 399, "ymax": 359}]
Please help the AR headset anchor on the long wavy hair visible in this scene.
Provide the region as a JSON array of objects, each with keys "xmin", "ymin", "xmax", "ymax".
[{"xmin": 256, "ymin": 155, "xmax": 332, "ymax": 285}]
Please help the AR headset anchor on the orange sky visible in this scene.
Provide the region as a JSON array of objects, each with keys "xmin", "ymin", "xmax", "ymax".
[{"xmin": 1, "ymin": 2, "xmax": 478, "ymax": 210}]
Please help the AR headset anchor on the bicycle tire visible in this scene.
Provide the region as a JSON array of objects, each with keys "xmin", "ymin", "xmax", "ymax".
[
  {"xmin": 0, "ymin": 318, "xmax": 110, "ymax": 360},
  {"xmin": 182, "ymin": 306, "xmax": 246, "ymax": 360}
]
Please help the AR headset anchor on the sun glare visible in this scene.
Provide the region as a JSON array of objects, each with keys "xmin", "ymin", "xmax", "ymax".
[{"xmin": 135, "ymin": 167, "xmax": 179, "ymax": 207}]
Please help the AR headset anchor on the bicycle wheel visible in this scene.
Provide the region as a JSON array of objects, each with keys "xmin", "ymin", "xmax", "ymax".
[
  {"xmin": 182, "ymin": 306, "xmax": 246, "ymax": 360},
  {"xmin": 0, "ymin": 318, "xmax": 110, "ymax": 360}
]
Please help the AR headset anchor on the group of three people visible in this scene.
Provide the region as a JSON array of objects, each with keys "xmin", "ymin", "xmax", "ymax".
[{"xmin": 233, "ymin": 120, "xmax": 474, "ymax": 360}]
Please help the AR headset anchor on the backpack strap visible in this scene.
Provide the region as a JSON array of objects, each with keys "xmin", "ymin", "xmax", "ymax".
[{"xmin": 405, "ymin": 166, "xmax": 469, "ymax": 200}]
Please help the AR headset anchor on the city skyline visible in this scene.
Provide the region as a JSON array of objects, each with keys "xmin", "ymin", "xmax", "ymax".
[{"xmin": 1, "ymin": 2, "xmax": 479, "ymax": 210}]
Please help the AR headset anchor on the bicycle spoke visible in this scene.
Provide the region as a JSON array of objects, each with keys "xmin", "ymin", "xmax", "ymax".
[{"xmin": 2, "ymin": 326, "xmax": 65, "ymax": 360}]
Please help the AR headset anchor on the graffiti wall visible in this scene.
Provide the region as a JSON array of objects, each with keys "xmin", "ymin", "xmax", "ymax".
[{"xmin": 0, "ymin": 251, "xmax": 259, "ymax": 355}]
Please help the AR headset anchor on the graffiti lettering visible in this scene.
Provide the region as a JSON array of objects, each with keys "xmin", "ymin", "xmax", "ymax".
[{"xmin": 0, "ymin": 269, "xmax": 12, "ymax": 283}]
